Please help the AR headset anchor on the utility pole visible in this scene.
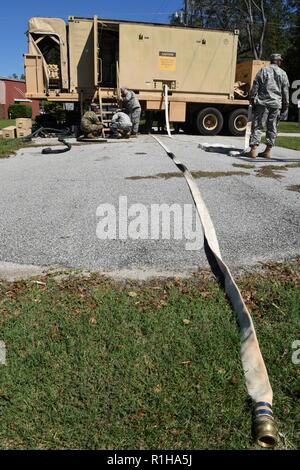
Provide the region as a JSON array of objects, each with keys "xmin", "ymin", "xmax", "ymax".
[{"xmin": 185, "ymin": 0, "xmax": 189, "ymax": 26}]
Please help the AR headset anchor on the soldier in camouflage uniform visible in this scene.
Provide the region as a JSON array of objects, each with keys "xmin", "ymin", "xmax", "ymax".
[
  {"xmin": 245, "ymin": 54, "xmax": 290, "ymax": 159},
  {"xmin": 121, "ymin": 87, "xmax": 141, "ymax": 137},
  {"xmin": 110, "ymin": 111, "xmax": 132, "ymax": 138},
  {"xmin": 81, "ymin": 111, "xmax": 103, "ymax": 139}
]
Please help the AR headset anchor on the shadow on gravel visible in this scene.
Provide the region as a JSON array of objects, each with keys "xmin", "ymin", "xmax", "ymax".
[
  {"xmin": 198, "ymin": 144, "xmax": 243, "ymax": 155},
  {"xmin": 198, "ymin": 144, "xmax": 300, "ymax": 164}
]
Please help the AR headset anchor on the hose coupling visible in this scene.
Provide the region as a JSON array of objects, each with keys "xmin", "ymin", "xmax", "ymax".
[{"xmin": 253, "ymin": 401, "xmax": 278, "ymax": 448}]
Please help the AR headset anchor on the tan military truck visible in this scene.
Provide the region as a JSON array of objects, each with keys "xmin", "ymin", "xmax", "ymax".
[{"xmin": 24, "ymin": 16, "xmax": 268, "ymax": 136}]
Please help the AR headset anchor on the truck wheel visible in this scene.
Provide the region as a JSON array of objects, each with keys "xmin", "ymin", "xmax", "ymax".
[
  {"xmin": 196, "ymin": 107, "xmax": 223, "ymax": 135},
  {"xmin": 228, "ymin": 108, "xmax": 248, "ymax": 136}
]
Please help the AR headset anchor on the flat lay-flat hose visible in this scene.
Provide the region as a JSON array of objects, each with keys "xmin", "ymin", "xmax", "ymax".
[{"xmin": 151, "ymin": 85, "xmax": 278, "ymax": 448}]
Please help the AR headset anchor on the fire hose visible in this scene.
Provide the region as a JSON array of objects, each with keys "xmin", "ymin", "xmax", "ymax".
[
  {"xmin": 150, "ymin": 85, "xmax": 278, "ymax": 448},
  {"xmin": 41, "ymin": 138, "xmax": 71, "ymax": 154},
  {"xmin": 21, "ymin": 126, "xmax": 108, "ymax": 153},
  {"xmin": 18, "ymin": 96, "xmax": 278, "ymax": 446}
]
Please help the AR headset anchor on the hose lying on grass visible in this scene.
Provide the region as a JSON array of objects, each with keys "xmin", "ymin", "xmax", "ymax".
[{"xmin": 153, "ymin": 85, "xmax": 279, "ymax": 449}]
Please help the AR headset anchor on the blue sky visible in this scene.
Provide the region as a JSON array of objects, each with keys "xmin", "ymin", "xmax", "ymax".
[{"xmin": 0, "ymin": 0, "xmax": 182, "ymax": 78}]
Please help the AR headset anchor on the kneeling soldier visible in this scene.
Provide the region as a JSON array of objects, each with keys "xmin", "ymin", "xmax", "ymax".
[
  {"xmin": 81, "ymin": 111, "xmax": 103, "ymax": 139},
  {"xmin": 110, "ymin": 111, "xmax": 132, "ymax": 138}
]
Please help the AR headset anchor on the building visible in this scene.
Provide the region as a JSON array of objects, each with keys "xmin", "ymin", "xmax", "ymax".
[{"xmin": 0, "ymin": 77, "xmax": 40, "ymax": 119}]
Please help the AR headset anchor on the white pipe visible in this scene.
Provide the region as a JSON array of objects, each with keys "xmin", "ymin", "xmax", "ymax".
[{"xmin": 164, "ymin": 84, "xmax": 172, "ymax": 138}]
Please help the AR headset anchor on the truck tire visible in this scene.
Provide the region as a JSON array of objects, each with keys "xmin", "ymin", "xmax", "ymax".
[
  {"xmin": 196, "ymin": 107, "xmax": 224, "ymax": 135},
  {"xmin": 228, "ymin": 108, "xmax": 248, "ymax": 136}
]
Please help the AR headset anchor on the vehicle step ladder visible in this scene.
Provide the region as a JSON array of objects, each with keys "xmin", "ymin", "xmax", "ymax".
[{"xmin": 92, "ymin": 88, "xmax": 119, "ymax": 137}]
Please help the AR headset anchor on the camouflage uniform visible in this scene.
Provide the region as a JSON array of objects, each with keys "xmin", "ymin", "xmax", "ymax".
[
  {"xmin": 110, "ymin": 112, "xmax": 132, "ymax": 137},
  {"xmin": 81, "ymin": 111, "xmax": 103, "ymax": 138},
  {"xmin": 122, "ymin": 90, "xmax": 141, "ymax": 134},
  {"xmin": 249, "ymin": 64, "xmax": 289, "ymax": 148}
]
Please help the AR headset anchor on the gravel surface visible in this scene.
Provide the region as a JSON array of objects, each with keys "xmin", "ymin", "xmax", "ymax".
[{"xmin": 0, "ymin": 134, "xmax": 299, "ymax": 279}]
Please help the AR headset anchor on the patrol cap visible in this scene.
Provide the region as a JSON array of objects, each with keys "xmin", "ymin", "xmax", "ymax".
[{"xmin": 270, "ymin": 53, "xmax": 283, "ymax": 61}]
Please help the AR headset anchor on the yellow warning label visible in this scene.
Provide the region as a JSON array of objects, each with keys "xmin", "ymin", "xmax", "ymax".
[{"xmin": 159, "ymin": 51, "xmax": 176, "ymax": 71}]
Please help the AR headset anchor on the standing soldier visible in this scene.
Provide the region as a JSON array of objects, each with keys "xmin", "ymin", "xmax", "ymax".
[
  {"xmin": 245, "ymin": 54, "xmax": 290, "ymax": 159},
  {"xmin": 121, "ymin": 87, "xmax": 141, "ymax": 137}
]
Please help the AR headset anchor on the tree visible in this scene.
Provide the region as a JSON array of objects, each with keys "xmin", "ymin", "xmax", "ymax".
[
  {"xmin": 242, "ymin": 0, "xmax": 267, "ymax": 59},
  {"xmin": 285, "ymin": 1, "xmax": 300, "ymax": 79}
]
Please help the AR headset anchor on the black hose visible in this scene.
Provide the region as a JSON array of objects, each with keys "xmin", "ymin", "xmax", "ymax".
[{"xmin": 42, "ymin": 138, "xmax": 72, "ymax": 154}]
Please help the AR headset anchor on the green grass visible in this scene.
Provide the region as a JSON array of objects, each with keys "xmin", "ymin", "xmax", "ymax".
[
  {"xmin": 278, "ymin": 121, "xmax": 300, "ymax": 133},
  {"xmin": 275, "ymin": 137, "xmax": 300, "ymax": 151},
  {"xmin": 0, "ymin": 119, "xmax": 16, "ymax": 129},
  {"xmin": 262, "ymin": 136, "xmax": 300, "ymax": 151},
  {"xmin": 0, "ymin": 138, "xmax": 28, "ymax": 159},
  {"xmin": 0, "ymin": 262, "xmax": 299, "ymax": 450}
]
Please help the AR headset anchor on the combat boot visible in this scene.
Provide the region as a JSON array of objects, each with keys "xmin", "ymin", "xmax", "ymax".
[
  {"xmin": 87, "ymin": 133, "xmax": 96, "ymax": 139},
  {"xmin": 258, "ymin": 146, "xmax": 272, "ymax": 159},
  {"xmin": 243, "ymin": 146, "xmax": 258, "ymax": 159}
]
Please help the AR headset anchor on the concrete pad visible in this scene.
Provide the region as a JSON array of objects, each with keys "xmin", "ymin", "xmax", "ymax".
[{"xmin": 0, "ymin": 134, "xmax": 299, "ymax": 279}]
